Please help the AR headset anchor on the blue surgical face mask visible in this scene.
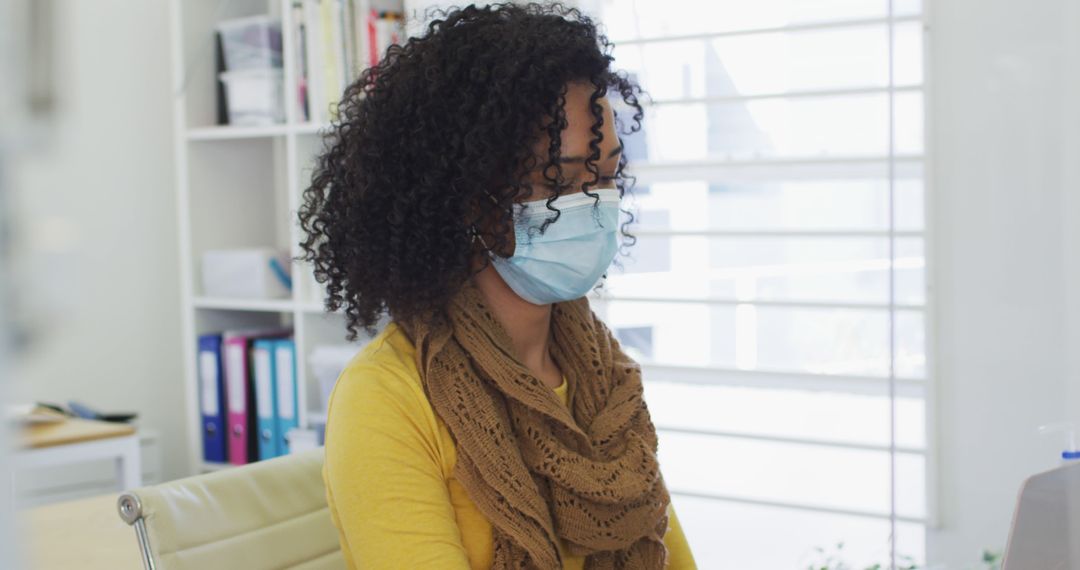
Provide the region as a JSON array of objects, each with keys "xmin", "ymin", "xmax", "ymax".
[{"xmin": 484, "ymin": 187, "xmax": 621, "ymax": 305}]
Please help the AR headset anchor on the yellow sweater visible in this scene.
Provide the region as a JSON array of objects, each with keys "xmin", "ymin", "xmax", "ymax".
[{"xmin": 322, "ymin": 321, "xmax": 697, "ymax": 569}]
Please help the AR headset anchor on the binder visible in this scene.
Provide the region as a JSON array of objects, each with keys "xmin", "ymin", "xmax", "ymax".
[
  {"xmin": 252, "ymin": 339, "xmax": 280, "ymax": 460},
  {"xmin": 197, "ymin": 333, "xmax": 227, "ymax": 463},
  {"xmin": 274, "ymin": 338, "xmax": 299, "ymax": 455},
  {"xmin": 222, "ymin": 327, "xmax": 291, "ymax": 464}
]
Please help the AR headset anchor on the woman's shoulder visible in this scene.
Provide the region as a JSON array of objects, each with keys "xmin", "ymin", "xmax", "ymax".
[
  {"xmin": 344, "ymin": 320, "xmax": 416, "ymax": 372},
  {"xmin": 323, "ymin": 322, "xmax": 458, "ymax": 488},
  {"xmin": 325, "ymin": 321, "xmax": 453, "ymax": 473},
  {"xmin": 329, "ymin": 321, "xmax": 424, "ymax": 411}
]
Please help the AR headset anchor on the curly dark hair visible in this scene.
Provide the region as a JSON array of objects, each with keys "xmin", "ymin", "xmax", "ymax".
[{"xmin": 296, "ymin": 1, "xmax": 649, "ymax": 341}]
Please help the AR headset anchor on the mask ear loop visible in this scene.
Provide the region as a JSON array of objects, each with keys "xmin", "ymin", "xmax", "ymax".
[
  {"xmin": 470, "ymin": 224, "xmax": 492, "ymax": 251},
  {"xmin": 470, "ymin": 191, "xmax": 504, "ymax": 253}
]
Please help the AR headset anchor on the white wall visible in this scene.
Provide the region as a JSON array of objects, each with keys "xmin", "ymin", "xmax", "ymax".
[
  {"xmin": 10, "ymin": 0, "xmax": 188, "ymax": 482},
  {"xmin": 927, "ymin": 0, "xmax": 1080, "ymax": 566}
]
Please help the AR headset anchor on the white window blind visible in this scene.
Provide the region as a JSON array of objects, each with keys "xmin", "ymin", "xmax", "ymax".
[{"xmin": 589, "ymin": 1, "xmax": 929, "ymax": 568}]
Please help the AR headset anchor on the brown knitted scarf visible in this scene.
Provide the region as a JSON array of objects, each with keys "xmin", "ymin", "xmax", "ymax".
[{"xmin": 396, "ymin": 278, "xmax": 671, "ymax": 570}]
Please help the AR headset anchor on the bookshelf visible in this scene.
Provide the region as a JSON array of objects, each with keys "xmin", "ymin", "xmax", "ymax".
[{"xmin": 168, "ymin": 0, "xmax": 409, "ymax": 475}]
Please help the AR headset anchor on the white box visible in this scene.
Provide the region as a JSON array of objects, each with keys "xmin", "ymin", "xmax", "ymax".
[
  {"xmin": 201, "ymin": 248, "xmax": 291, "ymax": 299},
  {"xmin": 216, "ymin": 15, "xmax": 282, "ymax": 71},
  {"xmin": 310, "ymin": 344, "xmax": 362, "ymax": 412},
  {"xmin": 285, "ymin": 428, "xmax": 320, "ymax": 453},
  {"xmin": 220, "ymin": 68, "xmax": 285, "ymax": 126}
]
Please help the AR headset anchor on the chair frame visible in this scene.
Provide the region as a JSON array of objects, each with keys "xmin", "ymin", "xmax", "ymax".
[{"xmin": 117, "ymin": 491, "xmax": 156, "ymax": 570}]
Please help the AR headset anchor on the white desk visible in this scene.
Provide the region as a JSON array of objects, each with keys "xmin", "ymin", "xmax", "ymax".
[{"xmin": 10, "ymin": 418, "xmax": 141, "ymax": 507}]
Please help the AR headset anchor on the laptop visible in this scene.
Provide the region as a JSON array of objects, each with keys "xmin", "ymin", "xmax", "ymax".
[{"xmin": 1001, "ymin": 460, "xmax": 1080, "ymax": 569}]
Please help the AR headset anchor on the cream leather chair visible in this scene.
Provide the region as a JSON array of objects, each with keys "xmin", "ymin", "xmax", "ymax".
[{"xmin": 116, "ymin": 448, "xmax": 345, "ymax": 570}]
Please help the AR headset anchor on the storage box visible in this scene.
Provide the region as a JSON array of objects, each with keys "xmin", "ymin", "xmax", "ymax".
[
  {"xmin": 216, "ymin": 15, "xmax": 282, "ymax": 71},
  {"xmin": 201, "ymin": 248, "xmax": 292, "ymax": 299},
  {"xmin": 309, "ymin": 344, "xmax": 362, "ymax": 412},
  {"xmin": 220, "ymin": 68, "xmax": 285, "ymax": 125}
]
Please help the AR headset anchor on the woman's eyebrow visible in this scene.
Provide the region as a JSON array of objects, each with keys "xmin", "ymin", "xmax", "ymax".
[{"xmin": 556, "ymin": 144, "xmax": 623, "ymax": 165}]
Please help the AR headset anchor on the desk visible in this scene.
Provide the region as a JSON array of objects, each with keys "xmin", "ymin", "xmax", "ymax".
[
  {"xmin": 11, "ymin": 418, "xmax": 141, "ymax": 505},
  {"xmin": 17, "ymin": 491, "xmax": 141, "ymax": 569}
]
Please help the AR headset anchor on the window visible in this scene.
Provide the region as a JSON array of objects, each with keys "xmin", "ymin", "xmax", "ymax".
[{"xmin": 589, "ymin": 1, "xmax": 929, "ymax": 567}]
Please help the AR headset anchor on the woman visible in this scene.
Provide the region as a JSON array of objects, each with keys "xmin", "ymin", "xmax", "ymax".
[{"xmin": 298, "ymin": 2, "xmax": 696, "ymax": 568}]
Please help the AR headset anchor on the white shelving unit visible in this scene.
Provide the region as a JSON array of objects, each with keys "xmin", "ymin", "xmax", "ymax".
[{"xmin": 168, "ymin": 0, "xmax": 407, "ymax": 475}]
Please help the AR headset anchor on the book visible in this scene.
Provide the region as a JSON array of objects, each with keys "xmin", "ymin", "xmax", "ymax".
[
  {"xmin": 302, "ymin": 0, "xmax": 326, "ymax": 124},
  {"xmin": 291, "ymin": 1, "xmax": 311, "ymax": 121},
  {"xmin": 288, "ymin": 1, "xmax": 407, "ymax": 124}
]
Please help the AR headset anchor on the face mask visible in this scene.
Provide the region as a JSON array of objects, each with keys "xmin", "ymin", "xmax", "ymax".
[{"xmin": 482, "ymin": 187, "xmax": 621, "ymax": 305}]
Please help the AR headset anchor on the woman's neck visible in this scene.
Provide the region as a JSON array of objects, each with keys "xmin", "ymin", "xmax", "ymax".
[{"xmin": 470, "ymin": 263, "xmax": 560, "ymax": 383}]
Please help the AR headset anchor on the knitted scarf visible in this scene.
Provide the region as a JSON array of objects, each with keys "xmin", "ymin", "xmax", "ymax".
[{"xmin": 396, "ymin": 278, "xmax": 671, "ymax": 570}]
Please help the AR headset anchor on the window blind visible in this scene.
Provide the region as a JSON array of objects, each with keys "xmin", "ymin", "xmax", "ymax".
[{"xmin": 589, "ymin": 1, "xmax": 929, "ymax": 567}]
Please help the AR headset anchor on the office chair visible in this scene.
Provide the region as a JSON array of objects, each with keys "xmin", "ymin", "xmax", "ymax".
[{"xmin": 116, "ymin": 448, "xmax": 344, "ymax": 570}]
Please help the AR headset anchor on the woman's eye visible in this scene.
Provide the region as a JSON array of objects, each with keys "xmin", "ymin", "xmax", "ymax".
[
  {"xmin": 597, "ymin": 176, "xmax": 619, "ymax": 188},
  {"xmin": 545, "ymin": 176, "xmax": 618, "ymax": 188}
]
